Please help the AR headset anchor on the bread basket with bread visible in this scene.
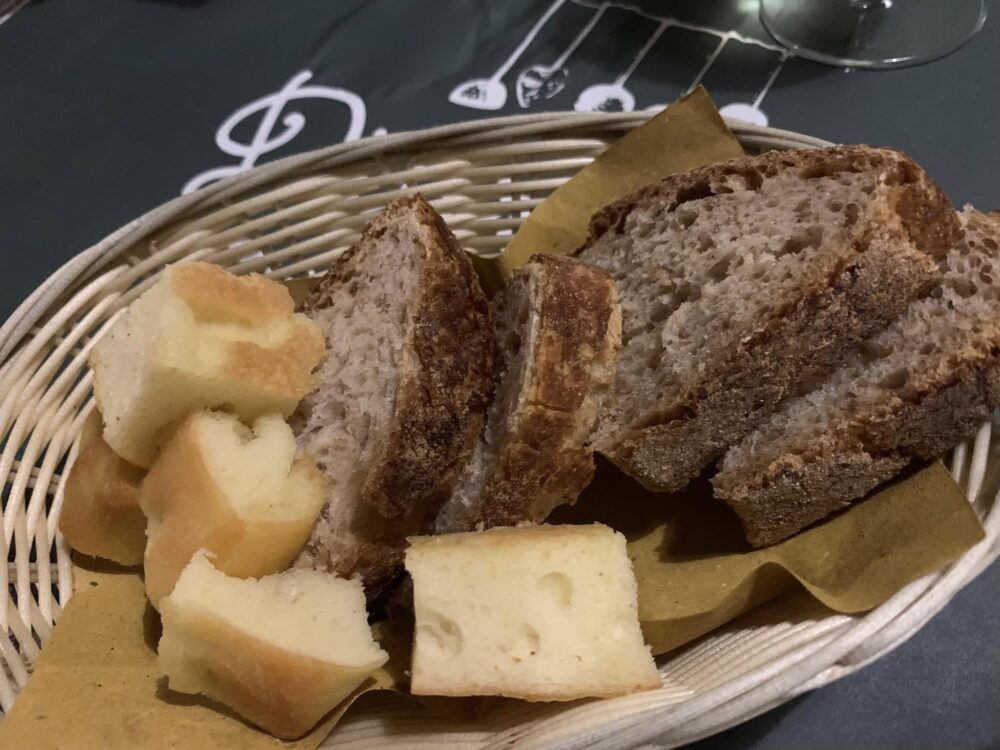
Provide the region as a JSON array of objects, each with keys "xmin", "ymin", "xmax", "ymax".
[{"xmin": 2, "ymin": 97, "xmax": 998, "ymax": 749}]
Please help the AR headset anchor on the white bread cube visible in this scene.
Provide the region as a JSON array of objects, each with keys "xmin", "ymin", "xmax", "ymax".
[
  {"xmin": 406, "ymin": 524, "xmax": 660, "ymax": 701},
  {"xmin": 59, "ymin": 410, "xmax": 147, "ymax": 566},
  {"xmin": 140, "ymin": 410, "xmax": 326, "ymax": 607},
  {"xmin": 159, "ymin": 551, "xmax": 387, "ymax": 740},
  {"xmin": 89, "ymin": 261, "xmax": 325, "ymax": 467}
]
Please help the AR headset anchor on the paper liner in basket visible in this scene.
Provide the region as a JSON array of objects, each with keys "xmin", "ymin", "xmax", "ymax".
[{"xmin": 0, "ymin": 89, "xmax": 984, "ymax": 749}]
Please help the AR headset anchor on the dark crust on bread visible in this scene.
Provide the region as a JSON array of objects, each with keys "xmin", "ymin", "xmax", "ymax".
[
  {"xmin": 476, "ymin": 254, "xmax": 621, "ymax": 529},
  {"xmin": 611, "ymin": 226, "xmax": 941, "ymax": 491},
  {"xmin": 585, "ymin": 146, "xmax": 957, "ymax": 257},
  {"xmin": 719, "ymin": 357, "xmax": 1000, "ymax": 546},
  {"xmin": 715, "ymin": 211, "xmax": 1000, "ymax": 547},
  {"xmin": 300, "ymin": 195, "xmax": 494, "ymax": 602},
  {"xmin": 581, "ymin": 145, "xmax": 959, "ymax": 492},
  {"xmin": 723, "ymin": 451, "xmax": 910, "ymax": 547}
]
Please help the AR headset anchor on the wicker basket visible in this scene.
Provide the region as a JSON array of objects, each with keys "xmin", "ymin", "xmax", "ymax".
[{"xmin": 1, "ymin": 113, "xmax": 998, "ymax": 749}]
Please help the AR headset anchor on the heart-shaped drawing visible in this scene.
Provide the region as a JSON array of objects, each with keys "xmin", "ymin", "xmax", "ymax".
[{"xmin": 515, "ymin": 65, "xmax": 569, "ymax": 108}]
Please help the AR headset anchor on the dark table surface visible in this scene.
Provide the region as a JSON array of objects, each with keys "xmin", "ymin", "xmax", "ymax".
[{"xmin": 2, "ymin": 2, "xmax": 998, "ymax": 748}]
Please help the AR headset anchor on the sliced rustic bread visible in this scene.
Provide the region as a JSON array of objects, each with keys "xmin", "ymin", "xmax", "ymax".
[
  {"xmin": 293, "ymin": 195, "xmax": 494, "ymax": 601},
  {"xmin": 578, "ymin": 146, "xmax": 959, "ymax": 492},
  {"xmin": 714, "ymin": 208, "xmax": 1000, "ymax": 546},
  {"xmin": 434, "ymin": 255, "xmax": 621, "ymax": 533}
]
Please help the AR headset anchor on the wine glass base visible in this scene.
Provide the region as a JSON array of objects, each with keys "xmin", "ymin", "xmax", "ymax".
[{"xmin": 760, "ymin": 0, "xmax": 988, "ymax": 70}]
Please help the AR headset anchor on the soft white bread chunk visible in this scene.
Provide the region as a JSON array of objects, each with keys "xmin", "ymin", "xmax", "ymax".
[
  {"xmin": 90, "ymin": 261, "xmax": 325, "ymax": 467},
  {"xmin": 140, "ymin": 410, "xmax": 326, "ymax": 607},
  {"xmin": 59, "ymin": 410, "xmax": 147, "ymax": 565},
  {"xmin": 159, "ymin": 551, "xmax": 387, "ymax": 740},
  {"xmin": 406, "ymin": 524, "xmax": 660, "ymax": 701}
]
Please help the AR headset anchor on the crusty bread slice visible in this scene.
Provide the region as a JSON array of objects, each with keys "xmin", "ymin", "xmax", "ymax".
[
  {"xmin": 293, "ymin": 195, "xmax": 494, "ymax": 601},
  {"xmin": 89, "ymin": 262, "xmax": 325, "ymax": 468},
  {"xmin": 714, "ymin": 208, "xmax": 1000, "ymax": 546},
  {"xmin": 159, "ymin": 551, "xmax": 387, "ymax": 740},
  {"xmin": 59, "ymin": 410, "xmax": 147, "ymax": 566},
  {"xmin": 434, "ymin": 254, "xmax": 621, "ymax": 533},
  {"xmin": 140, "ymin": 410, "xmax": 325, "ymax": 607},
  {"xmin": 406, "ymin": 524, "xmax": 659, "ymax": 701},
  {"xmin": 579, "ymin": 146, "xmax": 958, "ymax": 492}
]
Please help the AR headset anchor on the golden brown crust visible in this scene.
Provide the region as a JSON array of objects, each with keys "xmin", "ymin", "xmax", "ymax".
[
  {"xmin": 365, "ymin": 196, "xmax": 495, "ymax": 524},
  {"xmin": 300, "ymin": 195, "xmax": 494, "ymax": 602},
  {"xmin": 169, "ymin": 261, "xmax": 294, "ymax": 323},
  {"xmin": 59, "ymin": 412, "xmax": 147, "ymax": 566},
  {"xmin": 88, "ymin": 262, "xmax": 326, "ymax": 468},
  {"xmin": 582, "ymin": 145, "xmax": 959, "ymax": 492},
  {"xmin": 222, "ymin": 329, "xmax": 325, "ymax": 401},
  {"xmin": 160, "ymin": 602, "xmax": 378, "ymax": 740},
  {"xmin": 140, "ymin": 413, "xmax": 325, "ymax": 607},
  {"xmin": 477, "ymin": 254, "xmax": 621, "ymax": 528}
]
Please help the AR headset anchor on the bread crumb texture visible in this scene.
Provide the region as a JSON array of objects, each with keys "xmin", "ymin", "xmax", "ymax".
[
  {"xmin": 158, "ymin": 552, "xmax": 386, "ymax": 739},
  {"xmin": 406, "ymin": 524, "xmax": 660, "ymax": 701},
  {"xmin": 714, "ymin": 208, "xmax": 1000, "ymax": 545},
  {"xmin": 581, "ymin": 146, "xmax": 956, "ymax": 491},
  {"xmin": 293, "ymin": 195, "xmax": 493, "ymax": 603},
  {"xmin": 89, "ymin": 261, "xmax": 325, "ymax": 467},
  {"xmin": 140, "ymin": 410, "xmax": 325, "ymax": 607}
]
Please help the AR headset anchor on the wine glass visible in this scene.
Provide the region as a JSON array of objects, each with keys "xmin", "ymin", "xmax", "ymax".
[{"xmin": 759, "ymin": 0, "xmax": 987, "ymax": 69}]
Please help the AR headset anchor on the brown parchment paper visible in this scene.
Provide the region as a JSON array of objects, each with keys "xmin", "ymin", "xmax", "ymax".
[
  {"xmin": 551, "ymin": 460, "xmax": 984, "ymax": 655},
  {"xmin": 0, "ymin": 88, "xmax": 984, "ymax": 748},
  {"xmin": 0, "ymin": 559, "xmax": 476, "ymax": 750},
  {"xmin": 0, "ymin": 562, "xmax": 394, "ymax": 750}
]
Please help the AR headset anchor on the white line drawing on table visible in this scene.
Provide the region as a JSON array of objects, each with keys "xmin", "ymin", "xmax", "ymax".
[
  {"xmin": 717, "ymin": 52, "xmax": 788, "ymax": 127},
  {"xmin": 641, "ymin": 28, "xmax": 787, "ymax": 126},
  {"xmin": 448, "ymin": 0, "xmax": 569, "ymax": 111},
  {"xmin": 574, "ymin": 18, "xmax": 668, "ymax": 112},
  {"xmin": 452, "ymin": 0, "xmax": 793, "ymax": 126},
  {"xmin": 577, "ymin": 0, "xmax": 787, "ymax": 125},
  {"xmin": 183, "ymin": 69, "xmax": 366, "ymax": 195},
  {"xmin": 515, "ymin": 1, "xmax": 609, "ymax": 108}
]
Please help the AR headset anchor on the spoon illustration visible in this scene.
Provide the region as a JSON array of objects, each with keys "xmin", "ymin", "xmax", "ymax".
[
  {"xmin": 717, "ymin": 52, "xmax": 787, "ymax": 127},
  {"xmin": 644, "ymin": 34, "xmax": 729, "ymax": 111},
  {"xmin": 515, "ymin": 2, "xmax": 609, "ymax": 109},
  {"xmin": 448, "ymin": 0, "xmax": 568, "ymax": 111},
  {"xmin": 574, "ymin": 19, "xmax": 668, "ymax": 112}
]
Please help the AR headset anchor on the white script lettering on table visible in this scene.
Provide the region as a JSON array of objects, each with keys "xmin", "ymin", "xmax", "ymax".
[{"xmin": 182, "ymin": 70, "xmax": 367, "ymax": 195}]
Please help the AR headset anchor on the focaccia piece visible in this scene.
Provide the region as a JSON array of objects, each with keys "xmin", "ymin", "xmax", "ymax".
[
  {"xmin": 406, "ymin": 524, "xmax": 660, "ymax": 701},
  {"xmin": 140, "ymin": 410, "xmax": 325, "ymax": 607},
  {"xmin": 59, "ymin": 410, "xmax": 146, "ymax": 565},
  {"xmin": 90, "ymin": 261, "xmax": 325, "ymax": 467},
  {"xmin": 159, "ymin": 552, "xmax": 387, "ymax": 740}
]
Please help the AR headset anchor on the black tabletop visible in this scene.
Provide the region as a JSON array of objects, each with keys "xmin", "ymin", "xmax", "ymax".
[{"xmin": 2, "ymin": 2, "xmax": 998, "ymax": 748}]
